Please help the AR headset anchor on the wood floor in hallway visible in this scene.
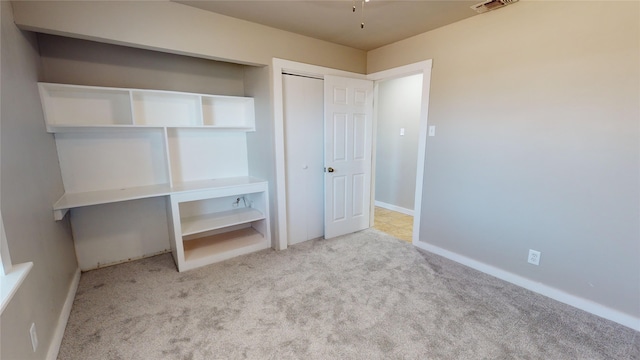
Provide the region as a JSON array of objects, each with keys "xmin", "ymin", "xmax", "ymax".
[{"xmin": 372, "ymin": 206, "xmax": 413, "ymax": 242}]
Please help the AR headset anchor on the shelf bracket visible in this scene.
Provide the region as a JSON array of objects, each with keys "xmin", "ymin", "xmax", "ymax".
[{"xmin": 53, "ymin": 208, "xmax": 69, "ymax": 221}]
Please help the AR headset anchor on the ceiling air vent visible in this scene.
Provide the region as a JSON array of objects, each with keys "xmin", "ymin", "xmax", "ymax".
[{"xmin": 471, "ymin": 0, "xmax": 518, "ymax": 14}]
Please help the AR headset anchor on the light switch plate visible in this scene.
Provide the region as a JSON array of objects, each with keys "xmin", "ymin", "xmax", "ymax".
[
  {"xmin": 400, "ymin": 128, "xmax": 405, "ymax": 136},
  {"xmin": 428, "ymin": 126, "xmax": 436, "ymax": 136}
]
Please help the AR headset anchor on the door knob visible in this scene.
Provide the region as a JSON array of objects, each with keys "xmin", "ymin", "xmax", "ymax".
[{"xmin": 327, "ymin": 167, "xmax": 335, "ymax": 173}]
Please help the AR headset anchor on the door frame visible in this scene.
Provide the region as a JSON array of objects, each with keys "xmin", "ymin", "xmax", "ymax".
[
  {"xmin": 272, "ymin": 58, "xmax": 432, "ymax": 249},
  {"xmin": 367, "ymin": 60, "xmax": 433, "ymax": 245}
]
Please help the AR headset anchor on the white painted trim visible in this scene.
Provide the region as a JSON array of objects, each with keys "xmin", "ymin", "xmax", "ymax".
[
  {"xmin": 46, "ymin": 267, "xmax": 80, "ymax": 360},
  {"xmin": 374, "ymin": 201, "xmax": 414, "ymax": 216},
  {"xmin": 413, "ymin": 240, "xmax": 640, "ymax": 331},
  {"xmin": 0, "ymin": 231, "xmax": 11, "ymax": 276},
  {"xmin": 1, "ymin": 212, "xmax": 15, "ymax": 276},
  {"xmin": 271, "ymin": 58, "xmax": 365, "ymax": 250},
  {"xmin": 0, "ymin": 261, "xmax": 33, "ymax": 314},
  {"xmin": 366, "ymin": 61, "xmax": 431, "ymax": 82},
  {"xmin": 366, "ymin": 60, "xmax": 433, "ymax": 246},
  {"xmin": 369, "ymin": 83, "xmax": 379, "ymax": 227}
]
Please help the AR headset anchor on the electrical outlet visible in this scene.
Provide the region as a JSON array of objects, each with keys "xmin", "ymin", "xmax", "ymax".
[
  {"xmin": 528, "ymin": 249, "xmax": 541, "ymax": 266},
  {"xmin": 232, "ymin": 196, "xmax": 248, "ymax": 208},
  {"xmin": 29, "ymin": 322, "xmax": 38, "ymax": 352}
]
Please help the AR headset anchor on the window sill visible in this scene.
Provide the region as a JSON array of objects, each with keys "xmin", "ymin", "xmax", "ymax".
[{"xmin": 0, "ymin": 262, "xmax": 33, "ymax": 314}]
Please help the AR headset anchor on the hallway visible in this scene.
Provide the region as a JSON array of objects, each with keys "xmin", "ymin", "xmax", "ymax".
[{"xmin": 372, "ymin": 206, "xmax": 413, "ymax": 243}]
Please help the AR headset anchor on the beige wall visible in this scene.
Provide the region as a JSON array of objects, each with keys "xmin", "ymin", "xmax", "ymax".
[
  {"xmin": 1, "ymin": 2, "xmax": 78, "ymax": 359},
  {"xmin": 369, "ymin": 1, "xmax": 639, "ymax": 317},
  {"xmin": 13, "ymin": 1, "xmax": 366, "ymax": 74}
]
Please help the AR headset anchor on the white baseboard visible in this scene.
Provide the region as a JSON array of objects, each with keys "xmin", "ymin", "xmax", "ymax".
[
  {"xmin": 412, "ymin": 241, "xmax": 640, "ymax": 332},
  {"xmin": 46, "ymin": 267, "xmax": 81, "ymax": 360},
  {"xmin": 374, "ymin": 201, "xmax": 414, "ymax": 216}
]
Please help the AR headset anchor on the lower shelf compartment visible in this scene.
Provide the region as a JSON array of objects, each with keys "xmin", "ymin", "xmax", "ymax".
[
  {"xmin": 180, "ymin": 227, "xmax": 269, "ymax": 271},
  {"xmin": 181, "ymin": 208, "xmax": 264, "ymax": 237}
]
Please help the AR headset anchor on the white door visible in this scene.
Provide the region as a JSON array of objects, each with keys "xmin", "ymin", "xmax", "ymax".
[
  {"xmin": 324, "ymin": 75, "xmax": 374, "ymax": 239},
  {"xmin": 283, "ymin": 74, "xmax": 325, "ymax": 244}
]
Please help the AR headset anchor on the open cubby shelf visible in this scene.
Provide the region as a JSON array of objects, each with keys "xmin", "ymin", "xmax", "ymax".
[
  {"xmin": 181, "ymin": 208, "xmax": 265, "ymax": 237},
  {"xmin": 183, "ymin": 228, "xmax": 265, "ymax": 262},
  {"xmin": 39, "ymin": 82, "xmax": 255, "ymax": 131},
  {"xmin": 169, "ymin": 181, "xmax": 270, "ymax": 272}
]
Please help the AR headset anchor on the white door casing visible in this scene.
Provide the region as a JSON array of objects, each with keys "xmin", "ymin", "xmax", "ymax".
[{"xmin": 324, "ymin": 75, "xmax": 374, "ymax": 239}]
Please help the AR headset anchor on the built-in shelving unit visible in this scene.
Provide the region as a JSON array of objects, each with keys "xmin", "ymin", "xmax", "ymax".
[
  {"xmin": 168, "ymin": 180, "xmax": 270, "ymax": 272},
  {"xmin": 38, "ymin": 82, "xmax": 256, "ymax": 220},
  {"xmin": 39, "ymin": 82, "xmax": 269, "ymax": 271}
]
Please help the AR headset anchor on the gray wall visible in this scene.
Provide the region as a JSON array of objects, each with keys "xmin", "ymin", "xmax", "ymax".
[
  {"xmin": 374, "ymin": 74, "xmax": 422, "ymax": 211},
  {"xmin": 368, "ymin": 1, "xmax": 640, "ymax": 318},
  {"xmin": 244, "ymin": 65, "xmax": 278, "ymax": 247},
  {"xmin": 1, "ymin": 3, "xmax": 78, "ymax": 359},
  {"xmin": 2, "ymin": 29, "xmax": 253, "ymax": 359},
  {"xmin": 37, "ymin": 34, "xmax": 252, "ymax": 270},
  {"xmin": 13, "ymin": 1, "xmax": 367, "ymax": 74},
  {"xmin": 38, "ymin": 34, "xmax": 245, "ymax": 96}
]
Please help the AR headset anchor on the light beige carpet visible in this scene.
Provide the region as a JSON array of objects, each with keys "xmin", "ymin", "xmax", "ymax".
[{"xmin": 57, "ymin": 229, "xmax": 638, "ymax": 359}]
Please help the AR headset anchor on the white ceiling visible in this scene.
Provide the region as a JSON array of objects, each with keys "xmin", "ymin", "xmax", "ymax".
[{"xmin": 176, "ymin": 1, "xmax": 479, "ymax": 51}]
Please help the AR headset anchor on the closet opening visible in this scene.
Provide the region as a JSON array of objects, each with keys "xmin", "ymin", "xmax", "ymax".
[
  {"xmin": 273, "ymin": 58, "xmax": 432, "ymax": 249},
  {"xmin": 282, "ymin": 73, "xmax": 325, "ymax": 245}
]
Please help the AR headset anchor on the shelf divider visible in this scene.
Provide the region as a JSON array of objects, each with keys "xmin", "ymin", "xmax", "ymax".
[{"xmin": 181, "ymin": 207, "xmax": 264, "ymax": 237}]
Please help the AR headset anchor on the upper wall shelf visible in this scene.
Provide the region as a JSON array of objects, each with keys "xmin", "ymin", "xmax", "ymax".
[
  {"xmin": 39, "ymin": 82, "xmax": 258, "ymax": 221},
  {"xmin": 38, "ymin": 83, "xmax": 255, "ymax": 132}
]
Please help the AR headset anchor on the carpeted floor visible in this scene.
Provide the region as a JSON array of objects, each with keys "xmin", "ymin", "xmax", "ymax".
[{"xmin": 58, "ymin": 229, "xmax": 639, "ymax": 359}]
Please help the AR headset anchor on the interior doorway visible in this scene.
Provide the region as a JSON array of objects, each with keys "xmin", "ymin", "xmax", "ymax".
[
  {"xmin": 372, "ymin": 206, "xmax": 413, "ymax": 242},
  {"xmin": 371, "ymin": 74, "xmax": 423, "ymax": 243}
]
